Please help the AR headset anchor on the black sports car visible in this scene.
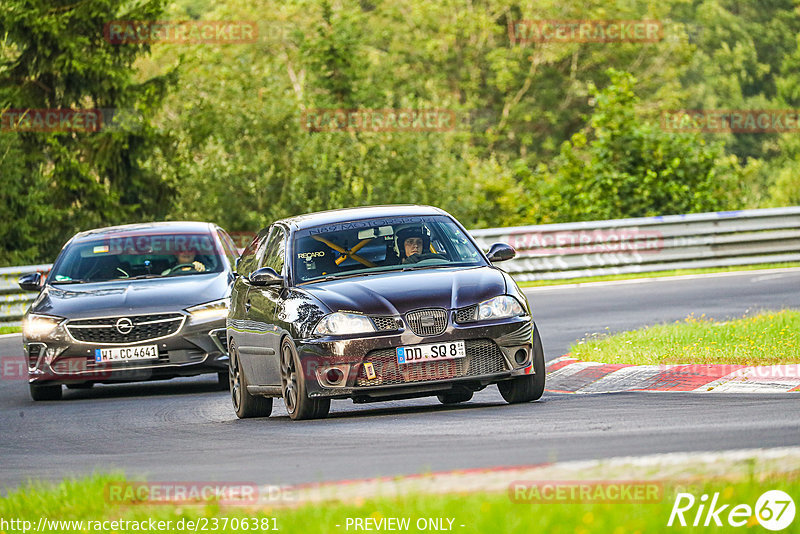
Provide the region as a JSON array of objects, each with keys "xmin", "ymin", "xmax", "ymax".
[
  {"xmin": 227, "ymin": 205, "xmax": 545, "ymax": 420},
  {"xmin": 18, "ymin": 222, "xmax": 239, "ymax": 400}
]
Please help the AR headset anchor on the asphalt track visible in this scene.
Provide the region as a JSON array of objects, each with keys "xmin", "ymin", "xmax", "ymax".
[{"xmin": 1, "ymin": 269, "xmax": 799, "ymax": 490}]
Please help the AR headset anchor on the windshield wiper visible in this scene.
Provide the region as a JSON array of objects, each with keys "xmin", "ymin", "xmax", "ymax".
[
  {"xmin": 303, "ymin": 271, "xmax": 387, "ymax": 283},
  {"xmin": 401, "ymin": 264, "xmax": 449, "ymax": 272},
  {"xmin": 124, "ymin": 274, "xmax": 163, "ymax": 280},
  {"xmin": 320, "ymin": 272, "xmax": 373, "ymax": 281},
  {"xmin": 51, "ymin": 279, "xmax": 89, "ymax": 284}
]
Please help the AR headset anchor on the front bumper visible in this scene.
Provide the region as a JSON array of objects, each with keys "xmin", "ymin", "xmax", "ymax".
[
  {"xmin": 296, "ymin": 316, "xmax": 536, "ymax": 402},
  {"xmin": 24, "ymin": 315, "xmax": 229, "ymax": 385}
]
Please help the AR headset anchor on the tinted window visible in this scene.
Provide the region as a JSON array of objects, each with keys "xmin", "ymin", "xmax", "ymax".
[
  {"xmin": 258, "ymin": 226, "xmax": 287, "ymax": 274},
  {"xmin": 216, "ymin": 229, "xmax": 238, "ymax": 269},
  {"xmin": 236, "ymin": 229, "xmax": 267, "ymax": 277},
  {"xmin": 292, "ymin": 215, "xmax": 484, "ymax": 283},
  {"xmin": 49, "ymin": 232, "xmax": 225, "ymax": 283}
]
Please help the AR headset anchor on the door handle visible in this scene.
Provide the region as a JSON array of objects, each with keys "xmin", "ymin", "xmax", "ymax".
[{"xmin": 245, "ymin": 299, "xmax": 252, "ymax": 312}]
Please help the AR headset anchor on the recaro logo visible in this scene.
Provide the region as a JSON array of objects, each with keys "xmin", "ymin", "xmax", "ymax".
[
  {"xmin": 668, "ymin": 490, "xmax": 795, "ymax": 531},
  {"xmin": 298, "ymin": 251, "xmax": 325, "ymax": 260}
]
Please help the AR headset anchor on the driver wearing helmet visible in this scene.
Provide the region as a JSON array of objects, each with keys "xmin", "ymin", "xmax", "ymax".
[{"xmin": 396, "ymin": 226, "xmax": 443, "ymax": 264}]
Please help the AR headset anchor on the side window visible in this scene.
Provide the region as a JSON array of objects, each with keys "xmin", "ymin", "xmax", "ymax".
[
  {"xmin": 259, "ymin": 226, "xmax": 287, "ymax": 274},
  {"xmin": 238, "ymin": 229, "xmax": 268, "ymax": 276},
  {"xmin": 216, "ymin": 229, "xmax": 238, "ymax": 269}
]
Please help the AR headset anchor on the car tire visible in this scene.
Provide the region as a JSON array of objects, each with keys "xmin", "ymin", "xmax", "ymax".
[
  {"xmin": 217, "ymin": 371, "xmax": 229, "ymax": 391},
  {"xmin": 437, "ymin": 389, "xmax": 473, "ymax": 404},
  {"xmin": 66, "ymin": 383, "xmax": 94, "ymax": 390},
  {"xmin": 280, "ymin": 338, "xmax": 330, "ymax": 421},
  {"xmin": 30, "ymin": 383, "xmax": 62, "ymax": 401},
  {"xmin": 498, "ymin": 326, "xmax": 546, "ymax": 404},
  {"xmin": 229, "ymin": 343, "xmax": 273, "ymax": 419}
]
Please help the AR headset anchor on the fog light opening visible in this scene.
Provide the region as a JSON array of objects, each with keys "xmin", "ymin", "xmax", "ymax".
[
  {"xmin": 325, "ymin": 367, "xmax": 344, "ymax": 385},
  {"xmin": 514, "ymin": 349, "xmax": 528, "ymax": 365}
]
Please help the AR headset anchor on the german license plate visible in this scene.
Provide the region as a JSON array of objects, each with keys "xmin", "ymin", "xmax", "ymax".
[
  {"xmin": 95, "ymin": 345, "xmax": 158, "ymax": 362},
  {"xmin": 397, "ymin": 340, "xmax": 466, "ymax": 365}
]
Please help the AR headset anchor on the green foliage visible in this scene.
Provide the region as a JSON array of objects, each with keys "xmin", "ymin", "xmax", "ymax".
[
  {"xmin": 2, "ymin": 471, "xmax": 799, "ymax": 534},
  {"xmin": 0, "ymin": 0, "xmax": 175, "ymax": 265},
  {"xmin": 0, "ymin": 133, "xmax": 58, "ymax": 265},
  {"xmin": 570, "ymin": 309, "xmax": 800, "ymax": 365},
  {"xmin": 2, "ymin": 0, "xmax": 800, "ymax": 266},
  {"xmin": 539, "ymin": 69, "xmax": 745, "ymax": 221}
]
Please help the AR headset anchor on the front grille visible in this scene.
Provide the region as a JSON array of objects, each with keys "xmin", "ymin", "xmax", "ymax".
[
  {"xmin": 27, "ymin": 344, "xmax": 43, "ymax": 368},
  {"xmin": 216, "ymin": 331, "xmax": 229, "ymax": 352},
  {"xmin": 405, "ymin": 308, "xmax": 447, "ymax": 336},
  {"xmin": 454, "ymin": 305, "xmax": 478, "ymax": 323},
  {"xmin": 371, "ymin": 316, "xmax": 401, "ymax": 331},
  {"xmin": 85, "ymin": 351, "xmax": 170, "ymax": 368},
  {"xmin": 356, "ymin": 338, "xmax": 507, "ymax": 387},
  {"xmin": 67, "ymin": 313, "xmax": 184, "ymax": 344}
]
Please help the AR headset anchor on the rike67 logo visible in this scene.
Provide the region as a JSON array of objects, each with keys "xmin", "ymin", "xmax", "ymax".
[{"xmin": 668, "ymin": 490, "xmax": 795, "ymax": 531}]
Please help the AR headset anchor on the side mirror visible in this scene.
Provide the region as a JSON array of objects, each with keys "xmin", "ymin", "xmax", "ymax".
[
  {"xmin": 18, "ymin": 272, "xmax": 43, "ymax": 292},
  {"xmin": 249, "ymin": 267, "xmax": 283, "ymax": 286},
  {"xmin": 486, "ymin": 243, "xmax": 516, "ymax": 262}
]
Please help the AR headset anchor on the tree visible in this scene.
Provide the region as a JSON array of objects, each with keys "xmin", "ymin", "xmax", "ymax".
[
  {"xmin": 0, "ymin": 0, "xmax": 175, "ymax": 265},
  {"xmin": 541, "ymin": 69, "xmax": 744, "ymax": 221}
]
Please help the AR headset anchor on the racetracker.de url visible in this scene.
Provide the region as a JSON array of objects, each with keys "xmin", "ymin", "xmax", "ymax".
[{"xmin": 0, "ymin": 517, "xmax": 278, "ymax": 532}]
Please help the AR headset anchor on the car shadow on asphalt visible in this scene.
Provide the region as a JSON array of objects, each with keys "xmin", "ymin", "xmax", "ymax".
[
  {"xmin": 261, "ymin": 395, "xmax": 552, "ymax": 422},
  {"xmin": 57, "ymin": 377, "xmax": 228, "ymax": 401}
]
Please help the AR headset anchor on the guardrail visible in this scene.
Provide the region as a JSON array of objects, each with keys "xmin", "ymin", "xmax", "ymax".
[
  {"xmin": 0, "ymin": 265, "xmax": 52, "ymax": 327},
  {"xmin": 470, "ymin": 206, "xmax": 800, "ymax": 281},
  {"xmin": 2, "ymin": 207, "xmax": 799, "ymax": 326}
]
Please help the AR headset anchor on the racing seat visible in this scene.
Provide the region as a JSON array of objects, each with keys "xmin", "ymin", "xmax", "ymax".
[{"xmin": 296, "ymin": 240, "xmax": 337, "ymax": 281}]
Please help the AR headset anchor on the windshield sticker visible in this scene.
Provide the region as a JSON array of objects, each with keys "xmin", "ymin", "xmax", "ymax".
[
  {"xmin": 298, "ymin": 251, "xmax": 325, "ymax": 259},
  {"xmin": 305, "ymin": 217, "xmax": 433, "ymax": 236}
]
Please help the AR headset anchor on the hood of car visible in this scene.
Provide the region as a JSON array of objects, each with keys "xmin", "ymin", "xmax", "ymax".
[
  {"xmin": 301, "ymin": 266, "xmax": 507, "ymax": 316},
  {"xmin": 30, "ymin": 272, "xmax": 231, "ymax": 319}
]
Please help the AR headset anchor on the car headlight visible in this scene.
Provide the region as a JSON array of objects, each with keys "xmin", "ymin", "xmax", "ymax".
[
  {"xmin": 22, "ymin": 314, "xmax": 63, "ymax": 338},
  {"xmin": 476, "ymin": 295, "xmax": 526, "ymax": 321},
  {"xmin": 314, "ymin": 312, "xmax": 376, "ymax": 336},
  {"xmin": 186, "ymin": 298, "xmax": 230, "ymax": 321}
]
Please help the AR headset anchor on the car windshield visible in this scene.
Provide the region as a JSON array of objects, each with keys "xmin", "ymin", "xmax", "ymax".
[
  {"xmin": 49, "ymin": 232, "xmax": 225, "ymax": 283},
  {"xmin": 293, "ymin": 215, "xmax": 485, "ymax": 283}
]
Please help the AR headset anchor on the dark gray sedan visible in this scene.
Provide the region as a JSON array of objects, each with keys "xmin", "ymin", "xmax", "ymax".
[
  {"xmin": 18, "ymin": 221, "xmax": 239, "ymax": 400},
  {"xmin": 227, "ymin": 205, "xmax": 545, "ymax": 420}
]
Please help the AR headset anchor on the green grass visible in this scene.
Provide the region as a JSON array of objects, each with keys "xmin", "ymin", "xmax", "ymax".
[
  {"xmin": 517, "ymin": 262, "xmax": 800, "ymax": 287},
  {"xmin": 0, "ymin": 326, "xmax": 21, "ymax": 334},
  {"xmin": 569, "ymin": 310, "xmax": 800, "ymax": 366},
  {"xmin": 1, "ymin": 472, "xmax": 798, "ymax": 534}
]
